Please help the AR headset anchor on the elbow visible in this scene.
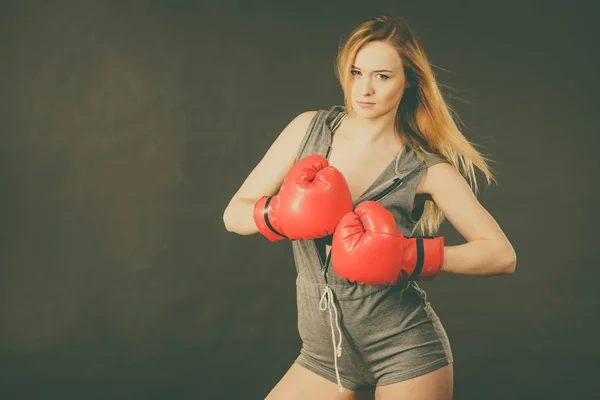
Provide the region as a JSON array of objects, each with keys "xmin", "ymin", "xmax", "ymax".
[
  {"xmin": 223, "ymin": 202, "xmax": 254, "ymax": 234},
  {"xmin": 223, "ymin": 198, "xmax": 260, "ymax": 236},
  {"xmin": 502, "ymin": 245, "xmax": 517, "ymax": 274},
  {"xmin": 222, "ymin": 207, "xmax": 236, "ymax": 233}
]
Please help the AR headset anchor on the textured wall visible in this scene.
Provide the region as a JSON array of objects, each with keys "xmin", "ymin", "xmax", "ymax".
[{"xmin": 0, "ymin": 1, "xmax": 597, "ymax": 399}]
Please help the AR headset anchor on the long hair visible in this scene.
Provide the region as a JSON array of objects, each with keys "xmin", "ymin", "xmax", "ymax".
[{"xmin": 335, "ymin": 16, "xmax": 496, "ymax": 235}]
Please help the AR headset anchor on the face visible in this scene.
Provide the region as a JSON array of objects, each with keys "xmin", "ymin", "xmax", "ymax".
[{"xmin": 349, "ymin": 40, "xmax": 409, "ymax": 119}]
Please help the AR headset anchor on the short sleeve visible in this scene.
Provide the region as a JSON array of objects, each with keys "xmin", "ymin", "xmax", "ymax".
[{"xmin": 295, "ymin": 110, "xmax": 328, "ymax": 161}]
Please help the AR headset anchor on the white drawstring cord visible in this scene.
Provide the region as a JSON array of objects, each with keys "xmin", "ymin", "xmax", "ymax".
[{"xmin": 319, "ymin": 284, "xmax": 344, "ymax": 392}]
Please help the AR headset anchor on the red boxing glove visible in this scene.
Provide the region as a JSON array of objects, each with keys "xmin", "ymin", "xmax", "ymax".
[
  {"xmin": 331, "ymin": 201, "xmax": 444, "ymax": 285},
  {"xmin": 253, "ymin": 154, "xmax": 353, "ymax": 241}
]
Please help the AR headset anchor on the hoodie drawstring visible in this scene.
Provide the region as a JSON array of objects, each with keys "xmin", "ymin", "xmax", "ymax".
[{"xmin": 319, "ymin": 284, "xmax": 344, "ymax": 392}]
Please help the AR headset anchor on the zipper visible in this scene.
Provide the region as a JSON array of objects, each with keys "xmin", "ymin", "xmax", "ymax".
[
  {"xmin": 369, "ymin": 177, "xmax": 403, "ymax": 202},
  {"xmin": 311, "ymin": 239, "xmax": 333, "ymax": 277},
  {"xmin": 321, "ymin": 249, "xmax": 333, "ymax": 277},
  {"xmin": 320, "ymin": 177, "xmax": 404, "ymax": 276}
]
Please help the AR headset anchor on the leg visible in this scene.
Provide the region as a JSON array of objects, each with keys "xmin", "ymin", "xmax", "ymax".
[
  {"xmin": 265, "ymin": 362, "xmax": 374, "ymax": 400},
  {"xmin": 375, "ymin": 363, "xmax": 453, "ymax": 400}
]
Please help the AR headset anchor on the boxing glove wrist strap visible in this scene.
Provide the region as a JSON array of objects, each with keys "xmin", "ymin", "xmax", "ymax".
[
  {"xmin": 406, "ymin": 236, "xmax": 445, "ymax": 281},
  {"xmin": 253, "ymin": 196, "xmax": 287, "ymax": 242}
]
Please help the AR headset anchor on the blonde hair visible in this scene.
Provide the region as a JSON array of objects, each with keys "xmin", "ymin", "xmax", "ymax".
[{"xmin": 335, "ymin": 16, "xmax": 496, "ymax": 235}]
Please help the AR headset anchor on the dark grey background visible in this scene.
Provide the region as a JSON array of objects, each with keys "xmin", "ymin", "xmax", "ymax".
[{"xmin": 1, "ymin": 0, "xmax": 598, "ymax": 399}]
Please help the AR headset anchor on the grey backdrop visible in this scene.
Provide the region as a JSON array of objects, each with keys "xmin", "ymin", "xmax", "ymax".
[{"xmin": 1, "ymin": 0, "xmax": 598, "ymax": 399}]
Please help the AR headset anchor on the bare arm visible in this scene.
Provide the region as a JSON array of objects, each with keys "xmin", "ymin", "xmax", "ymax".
[
  {"xmin": 419, "ymin": 163, "xmax": 517, "ymax": 276},
  {"xmin": 223, "ymin": 111, "xmax": 318, "ymax": 235}
]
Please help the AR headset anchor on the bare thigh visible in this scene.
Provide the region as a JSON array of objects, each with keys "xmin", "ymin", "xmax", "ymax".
[
  {"xmin": 375, "ymin": 363, "xmax": 454, "ymax": 400},
  {"xmin": 265, "ymin": 362, "xmax": 374, "ymax": 400}
]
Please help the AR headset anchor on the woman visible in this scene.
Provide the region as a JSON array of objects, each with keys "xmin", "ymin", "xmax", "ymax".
[{"xmin": 223, "ymin": 16, "xmax": 516, "ymax": 400}]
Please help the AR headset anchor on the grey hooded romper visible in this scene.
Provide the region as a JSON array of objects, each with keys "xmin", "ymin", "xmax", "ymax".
[{"xmin": 291, "ymin": 105, "xmax": 454, "ymax": 391}]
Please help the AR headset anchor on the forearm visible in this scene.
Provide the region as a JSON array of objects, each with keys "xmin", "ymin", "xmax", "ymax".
[
  {"xmin": 441, "ymin": 239, "xmax": 516, "ymax": 276},
  {"xmin": 223, "ymin": 198, "xmax": 259, "ymax": 235}
]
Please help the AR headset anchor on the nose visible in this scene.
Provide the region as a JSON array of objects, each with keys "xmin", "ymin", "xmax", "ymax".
[{"xmin": 360, "ymin": 77, "xmax": 374, "ymax": 96}]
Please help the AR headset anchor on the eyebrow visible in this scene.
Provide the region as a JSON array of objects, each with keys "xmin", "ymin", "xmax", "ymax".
[{"xmin": 351, "ymin": 65, "xmax": 394, "ymax": 73}]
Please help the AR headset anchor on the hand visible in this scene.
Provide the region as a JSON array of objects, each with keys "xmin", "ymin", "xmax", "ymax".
[
  {"xmin": 331, "ymin": 201, "xmax": 444, "ymax": 285},
  {"xmin": 253, "ymin": 154, "xmax": 353, "ymax": 241}
]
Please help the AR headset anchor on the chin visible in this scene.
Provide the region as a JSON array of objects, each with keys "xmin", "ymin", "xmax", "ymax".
[
  {"xmin": 354, "ymin": 107, "xmax": 380, "ymax": 119},
  {"xmin": 353, "ymin": 103, "xmax": 374, "ymax": 112}
]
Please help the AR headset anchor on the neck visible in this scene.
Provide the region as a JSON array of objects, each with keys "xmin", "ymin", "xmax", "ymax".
[{"xmin": 347, "ymin": 109, "xmax": 403, "ymax": 145}]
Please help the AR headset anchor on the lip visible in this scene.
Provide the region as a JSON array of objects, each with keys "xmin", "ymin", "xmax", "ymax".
[{"xmin": 357, "ymin": 101, "xmax": 375, "ymax": 108}]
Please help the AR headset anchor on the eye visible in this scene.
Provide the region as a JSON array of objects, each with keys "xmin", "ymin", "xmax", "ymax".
[
  {"xmin": 351, "ymin": 69, "xmax": 361, "ymax": 76},
  {"xmin": 377, "ymin": 74, "xmax": 389, "ymax": 80}
]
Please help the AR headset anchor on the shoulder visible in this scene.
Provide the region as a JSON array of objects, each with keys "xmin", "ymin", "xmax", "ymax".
[
  {"xmin": 296, "ymin": 110, "xmax": 320, "ymax": 122},
  {"xmin": 277, "ymin": 110, "xmax": 319, "ymax": 144},
  {"xmin": 300, "ymin": 105, "xmax": 346, "ymax": 128},
  {"xmin": 284, "ymin": 106, "xmax": 346, "ymax": 158},
  {"xmin": 288, "ymin": 110, "xmax": 320, "ymax": 129},
  {"xmin": 416, "ymin": 160, "xmax": 464, "ymax": 196}
]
